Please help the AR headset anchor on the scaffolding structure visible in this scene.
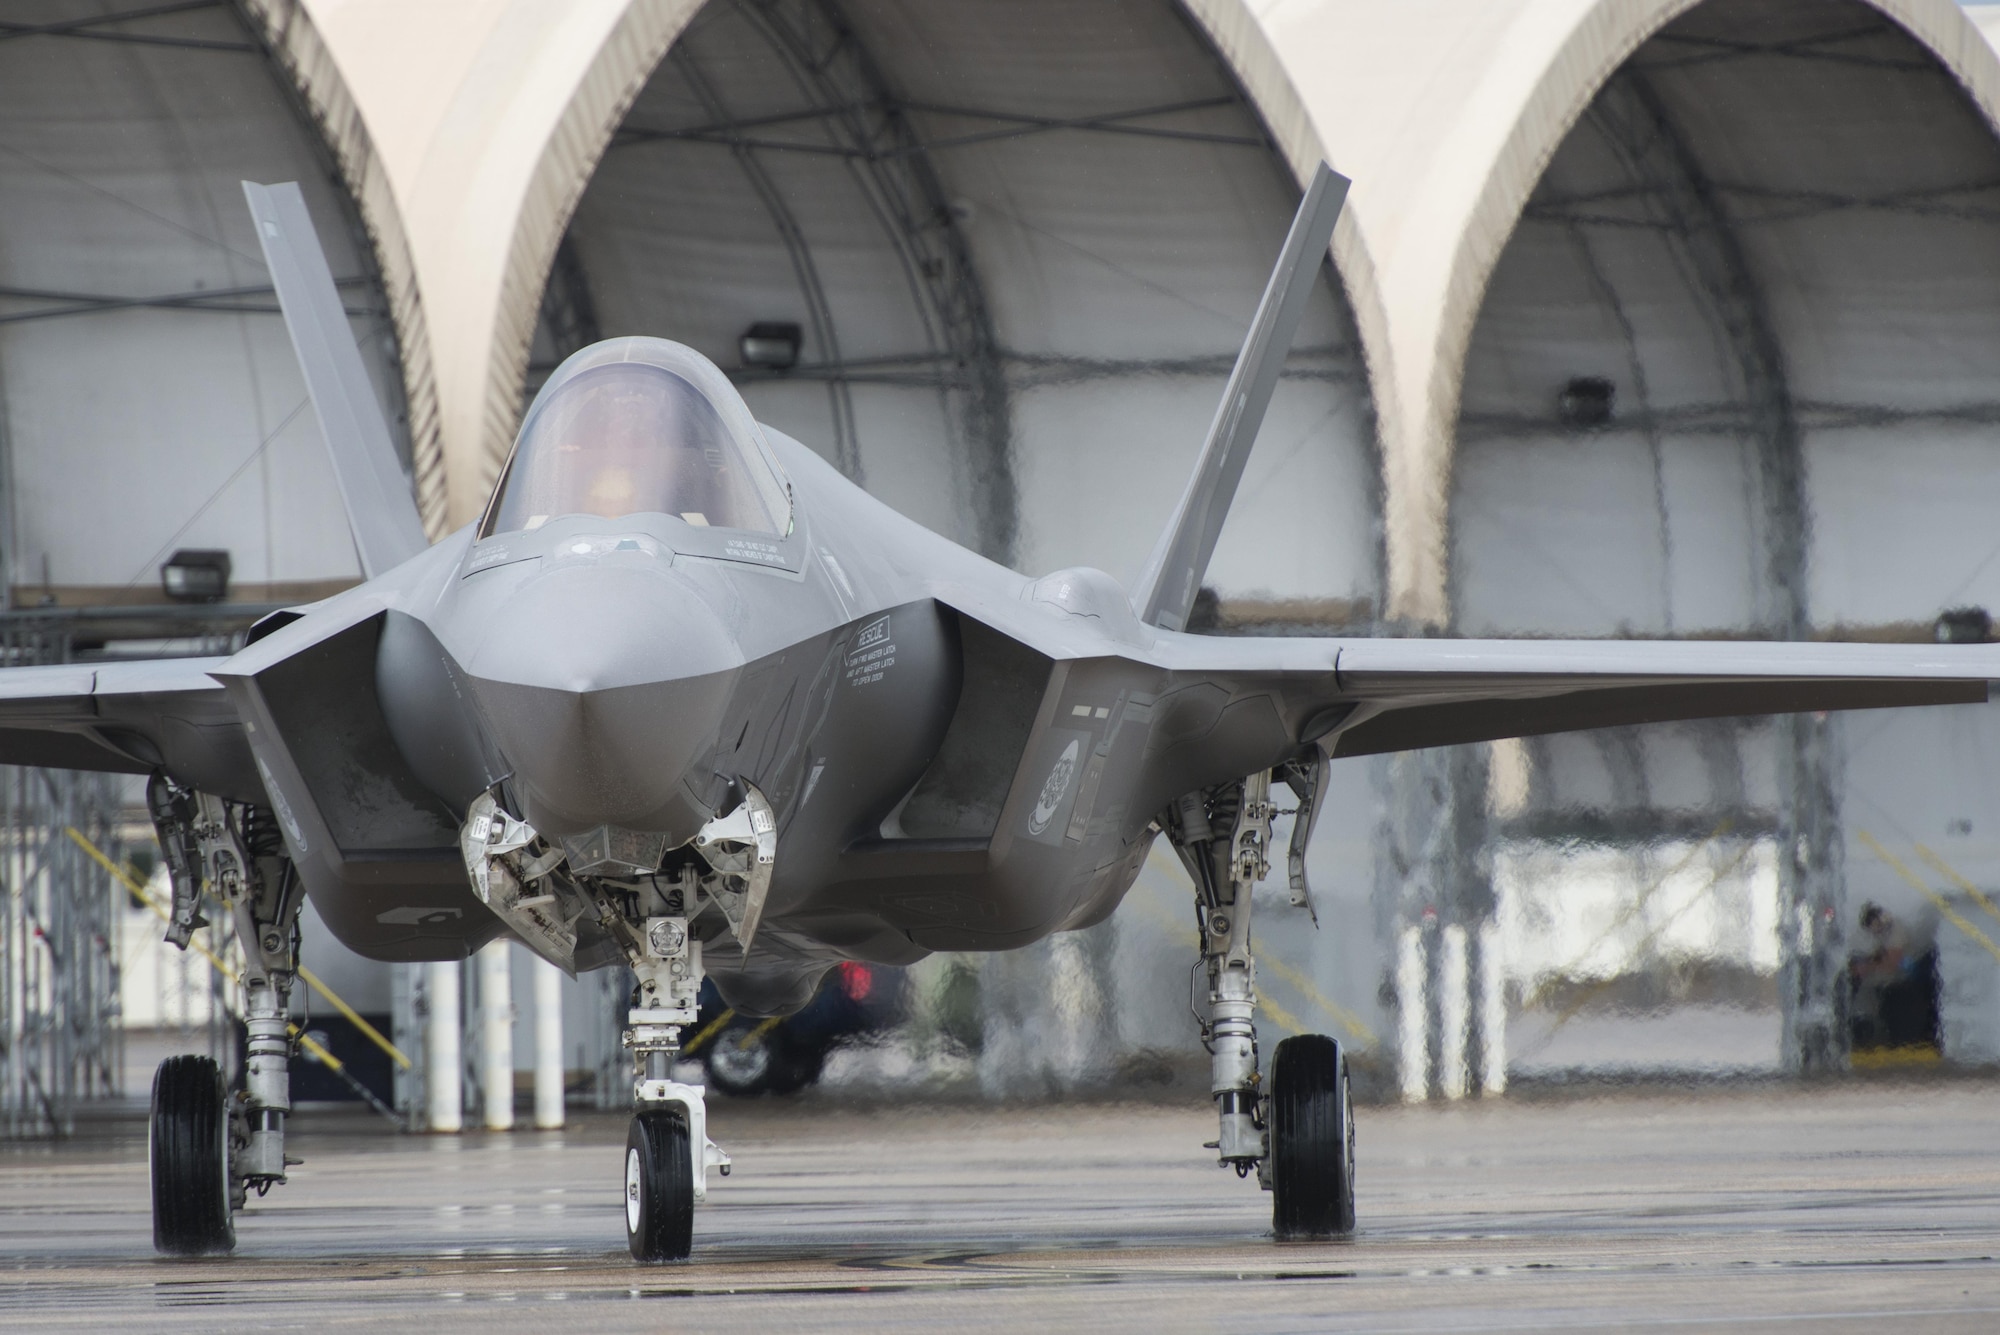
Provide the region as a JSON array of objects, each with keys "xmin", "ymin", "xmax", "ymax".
[
  {"xmin": 0, "ymin": 762, "xmax": 125, "ymax": 1137},
  {"xmin": 0, "ymin": 605, "xmax": 271, "ymax": 1138},
  {"xmin": 0, "ymin": 618, "xmax": 124, "ymax": 1137}
]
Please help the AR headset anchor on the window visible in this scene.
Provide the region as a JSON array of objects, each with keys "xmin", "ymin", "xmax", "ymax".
[{"xmin": 482, "ymin": 358, "xmax": 788, "ymax": 538}]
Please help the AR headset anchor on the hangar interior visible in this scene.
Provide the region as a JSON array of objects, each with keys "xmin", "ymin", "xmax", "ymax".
[
  {"xmin": 0, "ymin": 0, "xmax": 407, "ymax": 607},
  {"xmin": 531, "ymin": 0, "xmax": 1380, "ymax": 620},
  {"xmin": 1434, "ymin": 0, "xmax": 2000, "ymax": 1089},
  {"xmin": 19, "ymin": 0, "xmax": 2000, "ymax": 1134},
  {"xmin": 0, "ymin": 0, "xmax": 412, "ymax": 1135}
]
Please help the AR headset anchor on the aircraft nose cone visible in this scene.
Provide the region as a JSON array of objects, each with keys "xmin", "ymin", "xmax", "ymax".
[{"xmin": 462, "ymin": 563, "xmax": 741, "ymax": 837}]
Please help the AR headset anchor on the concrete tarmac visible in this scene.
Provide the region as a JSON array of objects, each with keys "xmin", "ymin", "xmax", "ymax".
[{"xmin": 5, "ymin": 1077, "xmax": 2000, "ymax": 1331}]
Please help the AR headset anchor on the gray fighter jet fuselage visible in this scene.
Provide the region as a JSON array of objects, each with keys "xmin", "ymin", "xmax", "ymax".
[{"xmin": 241, "ymin": 355, "xmax": 1345, "ymax": 1014}]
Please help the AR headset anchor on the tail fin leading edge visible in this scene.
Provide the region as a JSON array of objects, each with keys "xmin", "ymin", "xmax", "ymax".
[
  {"xmin": 243, "ymin": 180, "xmax": 427, "ymax": 579},
  {"xmin": 1130, "ymin": 162, "xmax": 1349, "ymax": 632}
]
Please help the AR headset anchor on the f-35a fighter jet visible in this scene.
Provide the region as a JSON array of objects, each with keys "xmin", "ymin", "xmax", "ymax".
[{"xmin": 13, "ymin": 170, "xmax": 1988, "ymax": 1260}]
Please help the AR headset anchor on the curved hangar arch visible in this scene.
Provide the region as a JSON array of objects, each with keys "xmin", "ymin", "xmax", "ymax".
[
  {"xmin": 1249, "ymin": 0, "xmax": 2000, "ymax": 626},
  {"xmin": 504, "ymin": 0, "xmax": 1382, "ymax": 628},
  {"xmin": 1449, "ymin": 0, "xmax": 2000, "ymax": 639},
  {"xmin": 0, "ymin": 0, "xmax": 434, "ymax": 607}
]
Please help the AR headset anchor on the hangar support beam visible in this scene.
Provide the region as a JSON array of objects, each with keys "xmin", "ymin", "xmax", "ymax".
[
  {"xmin": 1530, "ymin": 179, "xmax": 2000, "ymax": 229},
  {"xmin": 1643, "ymin": 26, "xmax": 1939, "ymax": 74},
  {"xmin": 619, "ymin": 94, "xmax": 1268, "ymax": 156},
  {"xmin": 1573, "ymin": 67, "xmax": 1844, "ymax": 1074},
  {"xmin": 737, "ymin": 0, "xmax": 1016, "ymax": 564},
  {"xmin": 666, "ymin": 34, "xmax": 860, "ymax": 483},
  {"xmin": 0, "ymin": 1, "xmax": 256, "ymax": 54},
  {"xmin": 607, "ymin": 0, "xmax": 1019, "ymax": 563}
]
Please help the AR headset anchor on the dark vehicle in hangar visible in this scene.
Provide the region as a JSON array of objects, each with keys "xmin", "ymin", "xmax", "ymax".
[{"xmin": 688, "ymin": 961, "xmax": 904, "ymax": 1097}]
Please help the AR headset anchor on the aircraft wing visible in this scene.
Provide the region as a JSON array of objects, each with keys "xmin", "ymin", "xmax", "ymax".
[
  {"xmin": 0, "ymin": 657, "xmax": 248, "ymax": 783},
  {"xmin": 1153, "ymin": 635, "xmax": 1995, "ymax": 758}
]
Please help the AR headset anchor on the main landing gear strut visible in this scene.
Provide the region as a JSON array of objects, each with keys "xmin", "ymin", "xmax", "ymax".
[
  {"xmin": 147, "ymin": 777, "xmax": 307, "ymax": 1255},
  {"xmin": 1167, "ymin": 762, "xmax": 1356, "ymax": 1238}
]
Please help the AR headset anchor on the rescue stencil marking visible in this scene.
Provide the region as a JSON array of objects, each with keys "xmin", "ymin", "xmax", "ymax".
[{"xmin": 844, "ymin": 615, "xmax": 895, "ymax": 687}]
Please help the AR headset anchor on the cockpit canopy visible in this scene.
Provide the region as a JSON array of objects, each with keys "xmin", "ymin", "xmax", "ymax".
[{"xmin": 480, "ymin": 338, "xmax": 791, "ymax": 540}]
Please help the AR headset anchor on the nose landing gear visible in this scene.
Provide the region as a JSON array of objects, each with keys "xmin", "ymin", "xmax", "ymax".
[
  {"xmin": 616, "ymin": 914, "xmax": 730, "ymax": 1262},
  {"xmin": 460, "ymin": 786, "xmax": 763, "ymax": 1262}
]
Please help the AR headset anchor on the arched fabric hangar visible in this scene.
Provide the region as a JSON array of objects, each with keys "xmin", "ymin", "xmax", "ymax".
[
  {"xmin": 0, "ymin": 0, "xmax": 433, "ymax": 608},
  {"xmin": 1454, "ymin": 0, "xmax": 2000, "ymax": 640},
  {"xmin": 1436, "ymin": 0, "xmax": 2000, "ymax": 1080},
  {"xmin": 511, "ymin": 0, "xmax": 1383, "ymax": 627}
]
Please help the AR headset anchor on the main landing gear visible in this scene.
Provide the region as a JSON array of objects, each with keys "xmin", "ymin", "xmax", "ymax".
[
  {"xmin": 1166, "ymin": 764, "xmax": 1355, "ymax": 1239},
  {"xmin": 146, "ymin": 779, "xmax": 307, "ymax": 1255}
]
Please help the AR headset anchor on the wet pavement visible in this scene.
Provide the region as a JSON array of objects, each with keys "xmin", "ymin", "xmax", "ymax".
[{"xmin": 5, "ymin": 1078, "xmax": 2000, "ymax": 1330}]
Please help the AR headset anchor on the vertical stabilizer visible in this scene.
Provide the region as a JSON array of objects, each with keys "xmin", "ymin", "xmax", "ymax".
[
  {"xmin": 1130, "ymin": 163, "xmax": 1349, "ymax": 631},
  {"xmin": 243, "ymin": 181, "xmax": 427, "ymax": 578}
]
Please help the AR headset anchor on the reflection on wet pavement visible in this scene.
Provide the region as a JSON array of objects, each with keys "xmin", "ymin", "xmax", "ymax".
[{"xmin": 6, "ymin": 1080, "xmax": 2000, "ymax": 1330}]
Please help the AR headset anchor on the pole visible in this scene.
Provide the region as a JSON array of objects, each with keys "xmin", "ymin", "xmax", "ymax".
[
  {"xmin": 532, "ymin": 954, "xmax": 564, "ymax": 1130},
  {"xmin": 425, "ymin": 960, "xmax": 461, "ymax": 1133},
  {"xmin": 477, "ymin": 940, "xmax": 513, "ymax": 1131}
]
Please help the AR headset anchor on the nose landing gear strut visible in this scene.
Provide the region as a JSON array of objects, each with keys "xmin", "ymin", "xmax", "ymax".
[{"xmin": 619, "ymin": 914, "xmax": 730, "ymax": 1262}]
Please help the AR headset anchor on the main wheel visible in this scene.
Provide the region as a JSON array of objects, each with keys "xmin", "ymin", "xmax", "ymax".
[
  {"xmin": 625, "ymin": 1108, "xmax": 693, "ymax": 1262},
  {"xmin": 1269, "ymin": 1033, "xmax": 1356, "ymax": 1239},
  {"xmin": 151, "ymin": 1054, "xmax": 235, "ymax": 1255}
]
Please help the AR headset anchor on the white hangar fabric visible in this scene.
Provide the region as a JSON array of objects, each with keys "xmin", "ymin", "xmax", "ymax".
[{"xmin": 300, "ymin": 0, "xmax": 2000, "ymax": 641}]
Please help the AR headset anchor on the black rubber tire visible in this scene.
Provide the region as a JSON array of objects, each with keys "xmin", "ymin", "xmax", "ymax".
[
  {"xmin": 625, "ymin": 1108, "xmax": 693, "ymax": 1262},
  {"xmin": 1269, "ymin": 1033, "xmax": 1356, "ymax": 1240},
  {"xmin": 151, "ymin": 1054, "xmax": 235, "ymax": 1256}
]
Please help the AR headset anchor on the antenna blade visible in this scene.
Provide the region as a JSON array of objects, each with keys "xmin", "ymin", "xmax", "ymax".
[
  {"xmin": 1131, "ymin": 162, "xmax": 1349, "ymax": 631},
  {"xmin": 242, "ymin": 180, "xmax": 427, "ymax": 578}
]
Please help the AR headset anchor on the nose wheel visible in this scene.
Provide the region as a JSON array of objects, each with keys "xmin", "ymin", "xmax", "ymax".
[
  {"xmin": 1270, "ymin": 1034, "xmax": 1356, "ymax": 1239},
  {"xmin": 625, "ymin": 1108, "xmax": 694, "ymax": 1261}
]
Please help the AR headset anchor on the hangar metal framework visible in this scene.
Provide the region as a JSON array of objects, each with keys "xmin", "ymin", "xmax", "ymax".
[{"xmin": 520, "ymin": 0, "xmax": 1380, "ymax": 598}]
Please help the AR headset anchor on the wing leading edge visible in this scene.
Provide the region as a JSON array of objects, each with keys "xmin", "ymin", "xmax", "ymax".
[
  {"xmin": 0, "ymin": 657, "xmax": 252, "ymax": 789},
  {"xmin": 1147, "ymin": 634, "xmax": 1994, "ymax": 758}
]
